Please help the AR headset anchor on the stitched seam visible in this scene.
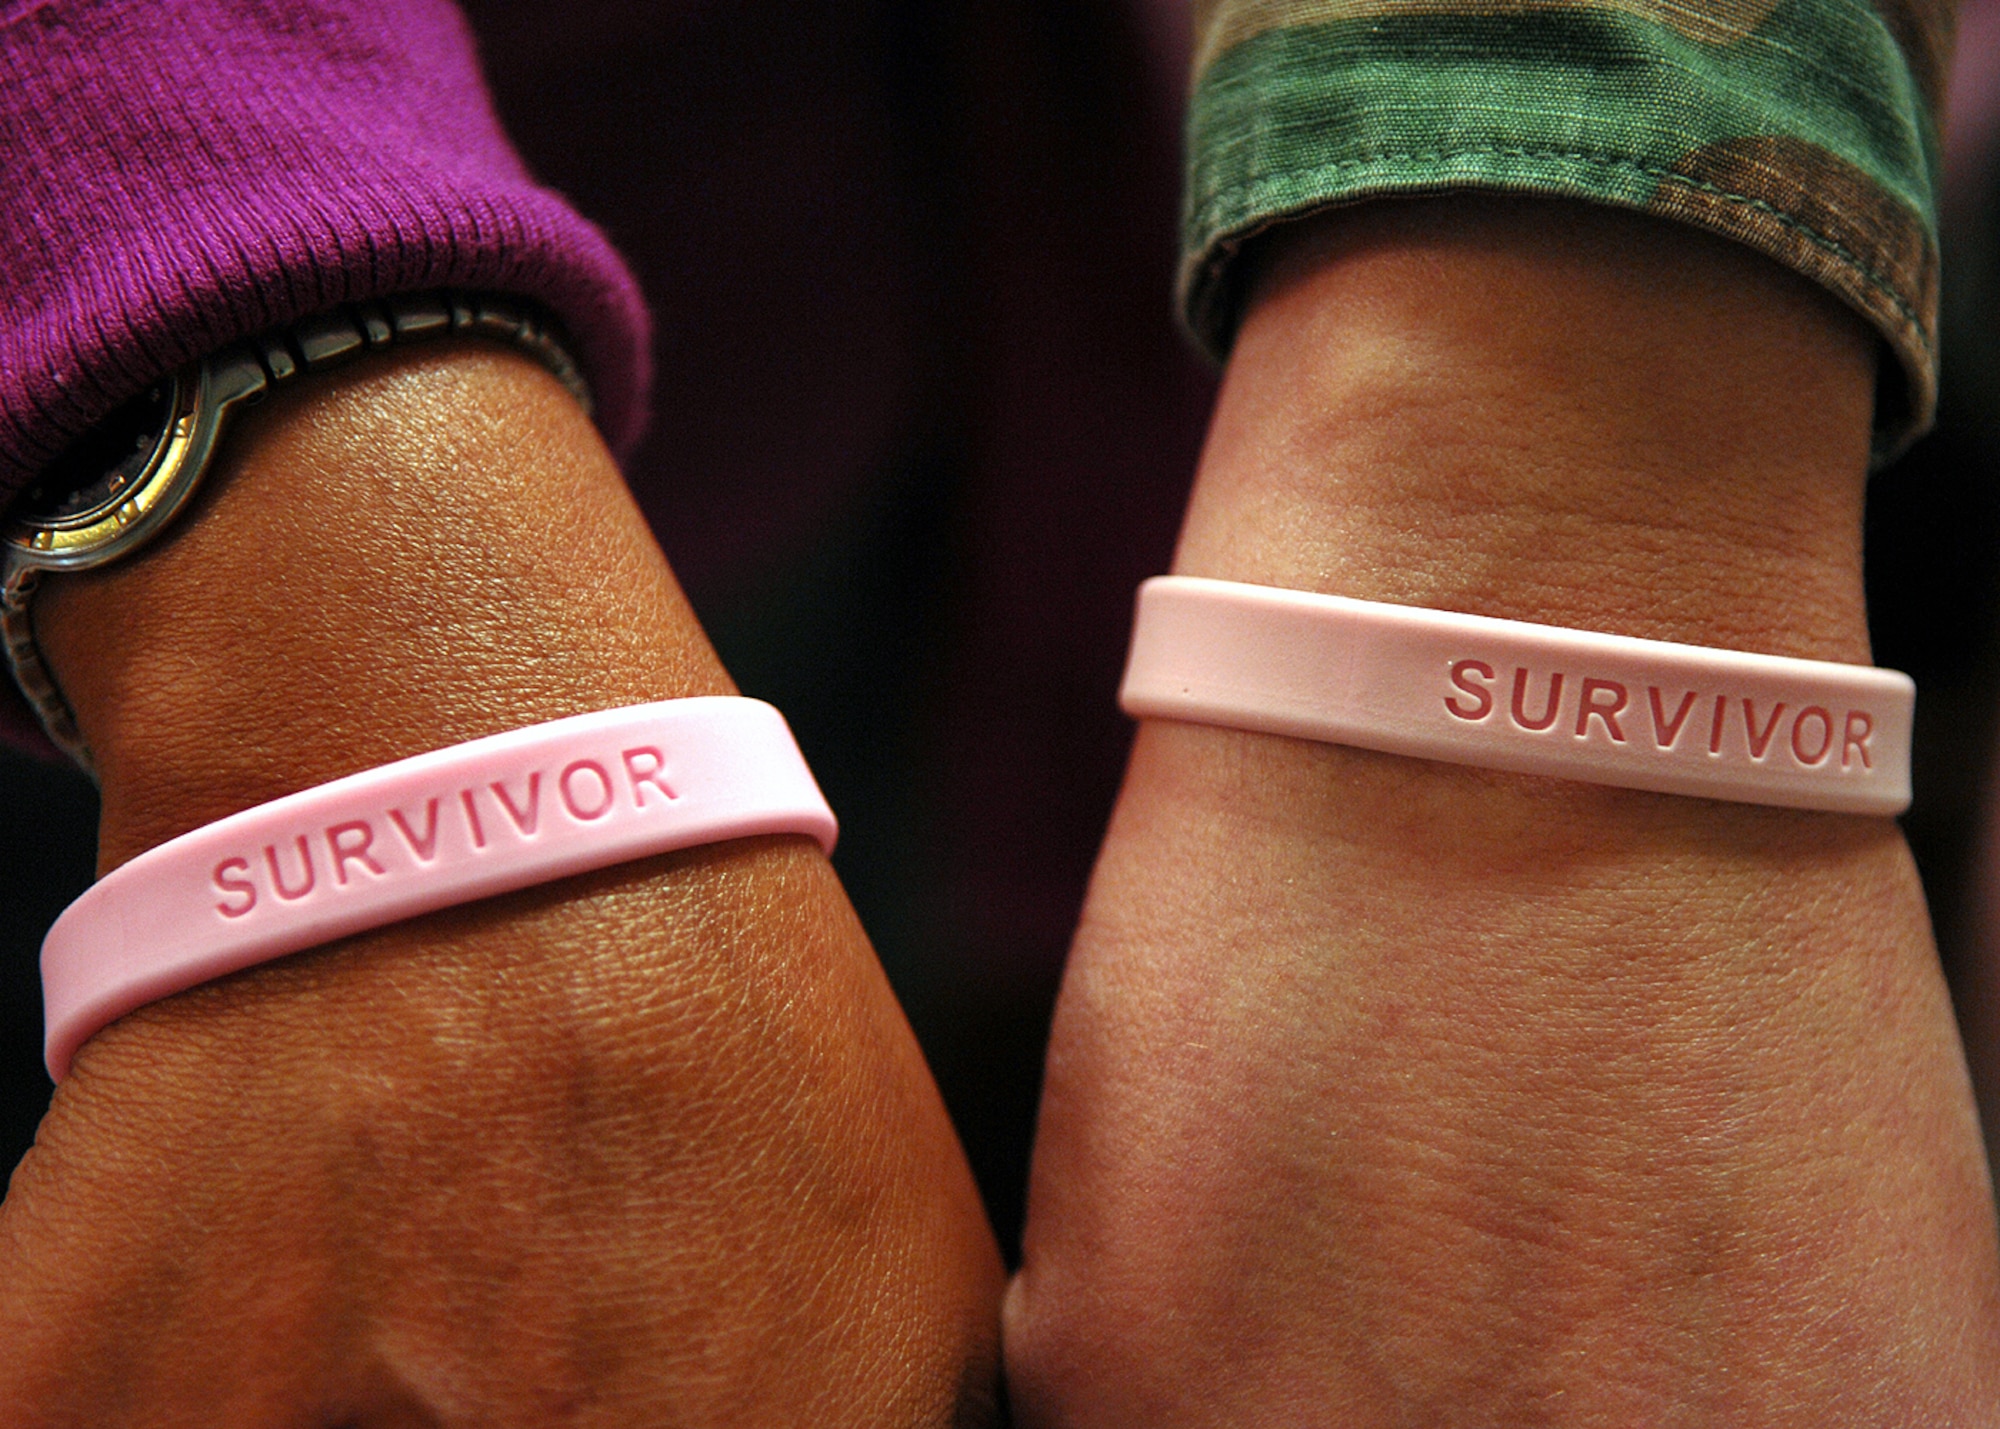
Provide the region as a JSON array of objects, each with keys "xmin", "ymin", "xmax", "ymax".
[{"xmin": 1189, "ymin": 145, "xmax": 1932, "ymax": 351}]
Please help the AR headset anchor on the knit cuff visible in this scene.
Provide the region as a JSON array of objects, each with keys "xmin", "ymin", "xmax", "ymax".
[{"xmin": 0, "ymin": 0, "xmax": 651, "ymax": 497}]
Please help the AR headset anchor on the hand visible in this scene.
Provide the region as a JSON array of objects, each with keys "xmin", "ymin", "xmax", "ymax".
[
  {"xmin": 0, "ymin": 345, "xmax": 1003, "ymax": 1426},
  {"xmin": 1006, "ymin": 199, "xmax": 2000, "ymax": 1424}
]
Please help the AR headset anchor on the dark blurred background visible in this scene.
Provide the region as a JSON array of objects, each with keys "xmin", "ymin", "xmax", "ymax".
[{"xmin": 6, "ymin": 0, "xmax": 2000, "ymax": 1263}]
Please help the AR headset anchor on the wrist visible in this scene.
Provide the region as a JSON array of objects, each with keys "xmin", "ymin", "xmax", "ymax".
[
  {"xmin": 13, "ymin": 342, "xmax": 1008, "ymax": 1416},
  {"xmin": 35, "ymin": 341, "xmax": 725, "ymax": 871},
  {"xmin": 1010, "ymin": 200, "xmax": 2000, "ymax": 1421},
  {"xmin": 1178, "ymin": 197, "xmax": 1877, "ymax": 664}
]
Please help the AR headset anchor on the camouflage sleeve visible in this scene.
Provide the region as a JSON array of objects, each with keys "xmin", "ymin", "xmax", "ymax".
[{"xmin": 1182, "ymin": 0, "xmax": 1954, "ymax": 457}]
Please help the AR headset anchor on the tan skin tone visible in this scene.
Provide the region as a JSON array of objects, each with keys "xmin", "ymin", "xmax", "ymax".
[
  {"xmin": 0, "ymin": 344, "xmax": 1005, "ymax": 1426},
  {"xmin": 1006, "ymin": 199, "xmax": 2000, "ymax": 1424},
  {"xmin": 2, "ymin": 195, "xmax": 1996, "ymax": 1425}
]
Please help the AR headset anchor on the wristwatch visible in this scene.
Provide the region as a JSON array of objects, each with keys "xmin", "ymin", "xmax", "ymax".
[{"xmin": 1, "ymin": 292, "xmax": 590, "ymax": 773}]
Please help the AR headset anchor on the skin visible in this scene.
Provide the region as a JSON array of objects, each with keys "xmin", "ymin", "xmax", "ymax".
[
  {"xmin": 1006, "ymin": 198, "xmax": 2000, "ymax": 1424},
  {"xmin": 3, "ymin": 191, "xmax": 1994, "ymax": 1425},
  {"xmin": 0, "ymin": 344, "xmax": 1005, "ymax": 1426}
]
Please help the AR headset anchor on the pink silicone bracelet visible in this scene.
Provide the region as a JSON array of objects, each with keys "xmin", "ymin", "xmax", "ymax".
[
  {"xmin": 1121, "ymin": 576, "xmax": 1914, "ymax": 816},
  {"xmin": 42, "ymin": 697, "xmax": 836, "ymax": 1081}
]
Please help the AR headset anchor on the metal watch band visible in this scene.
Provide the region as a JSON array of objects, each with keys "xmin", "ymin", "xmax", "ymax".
[
  {"xmin": 3, "ymin": 291, "xmax": 593, "ymax": 776},
  {"xmin": 1, "ymin": 567, "xmax": 85, "ymax": 766},
  {"xmin": 251, "ymin": 291, "xmax": 592, "ymax": 417}
]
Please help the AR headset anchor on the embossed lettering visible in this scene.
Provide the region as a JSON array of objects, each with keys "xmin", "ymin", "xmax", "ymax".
[
  {"xmin": 491, "ymin": 773, "xmax": 542, "ymax": 836},
  {"xmin": 214, "ymin": 857, "xmax": 257, "ymax": 918},
  {"xmin": 389, "ymin": 799, "xmax": 442, "ymax": 862},
  {"xmin": 327, "ymin": 820, "xmax": 384, "ymax": 884},
  {"xmin": 1790, "ymin": 706, "xmax": 1833, "ymax": 766},
  {"xmin": 460, "ymin": 788, "xmax": 487, "ymax": 848},
  {"xmin": 1844, "ymin": 711, "xmax": 1875, "ymax": 770},
  {"xmin": 1743, "ymin": 699, "xmax": 1786, "ymax": 760},
  {"xmin": 560, "ymin": 760, "xmax": 615, "ymax": 821},
  {"xmin": 623, "ymin": 746, "xmax": 677, "ymax": 805},
  {"xmin": 264, "ymin": 836, "xmax": 316, "ymax": 901},
  {"xmin": 1648, "ymin": 688, "xmax": 1698, "ymax": 749},
  {"xmin": 1423, "ymin": 663, "xmax": 1875, "ymax": 780},
  {"xmin": 1575, "ymin": 678, "xmax": 1627, "ymax": 742},
  {"xmin": 1510, "ymin": 668, "xmax": 1563, "ymax": 732},
  {"xmin": 1444, "ymin": 660, "xmax": 1495, "ymax": 721}
]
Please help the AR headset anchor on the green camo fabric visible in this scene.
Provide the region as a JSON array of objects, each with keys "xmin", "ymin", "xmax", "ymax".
[{"xmin": 1183, "ymin": 0, "xmax": 1954, "ymax": 456}]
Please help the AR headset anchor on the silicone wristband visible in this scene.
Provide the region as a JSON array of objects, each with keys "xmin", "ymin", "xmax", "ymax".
[
  {"xmin": 42, "ymin": 697, "xmax": 836, "ymax": 1081},
  {"xmin": 1121, "ymin": 576, "xmax": 1913, "ymax": 816}
]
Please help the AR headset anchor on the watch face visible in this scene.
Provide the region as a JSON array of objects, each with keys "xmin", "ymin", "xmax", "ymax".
[{"xmin": 15, "ymin": 378, "xmax": 179, "ymax": 528}]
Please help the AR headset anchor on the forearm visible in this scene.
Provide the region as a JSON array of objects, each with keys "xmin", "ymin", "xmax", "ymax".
[
  {"xmin": 3, "ymin": 344, "xmax": 1003, "ymax": 1424},
  {"xmin": 1010, "ymin": 199, "xmax": 2000, "ymax": 1422}
]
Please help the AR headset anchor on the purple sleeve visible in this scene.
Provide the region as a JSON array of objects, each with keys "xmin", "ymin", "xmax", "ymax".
[{"xmin": 0, "ymin": 0, "xmax": 651, "ymax": 499}]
